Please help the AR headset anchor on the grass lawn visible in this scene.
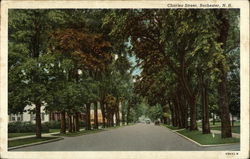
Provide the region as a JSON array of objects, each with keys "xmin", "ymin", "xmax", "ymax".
[
  {"xmin": 197, "ymin": 121, "xmax": 240, "ymax": 128},
  {"xmin": 8, "ymin": 132, "xmax": 35, "ymax": 138},
  {"xmin": 54, "ymin": 129, "xmax": 104, "ymax": 137},
  {"xmin": 178, "ymin": 129, "xmax": 240, "ymax": 145},
  {"xmin": 8, "ymin": 129, "xmax": 60, "ymax": 138},
  {"xmin": 162, "ymin": 124, "xmax": 182, "ymax": 130},
  {"xmin": 49, "ymin": 129, "xmax": 60, "ymax": 133},
  {"xmin": 197, "ymin": 122, "xmax": 221, "ymax": 127},
  {"xmin": 211, "ymin": 126, "xmax": 240, "ymax": 134},
  {"xmin": 8, "ymin": 137, "xmax": 59, "ymax": 148}
]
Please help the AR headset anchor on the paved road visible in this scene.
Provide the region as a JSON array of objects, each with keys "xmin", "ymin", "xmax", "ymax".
[{"xmin": 12, "ymin": 124, "xmax": 240, "ymax": 151}]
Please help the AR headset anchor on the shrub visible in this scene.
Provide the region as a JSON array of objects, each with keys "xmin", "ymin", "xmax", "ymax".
[
  {"xmin": 79, "ymin": 121, "xmax": 86, "ymax": 128},
  {"xmin": 8, "ymin": 122, "xmax": 49, "ymax": 133},
  {"xmin": 44, "ymin": 121, "xmax": 61, "ymax": 129}
]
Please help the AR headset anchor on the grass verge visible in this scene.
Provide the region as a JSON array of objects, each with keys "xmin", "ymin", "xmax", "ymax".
[
  {"xmin": 178, "ymin": 130, "xmax": 240, "ymax": 145},
  {"xmin": 8, "ymin": 137, "xmax": 60, "ymax": 148},
  {"xmin": 197, "ymin": 121, "xmax": 240, "ymax": 128},
  {"xmin": 49, "ymin": 129, "xmax": 60, "ymax": 133},
  {"xmin": 162, "ymin": 124, "xmax": 182, "ymax": 130},
  {"xmin": 54, "ymin": 129, "xmax": 104, "ymax": 137},
  {"xmin": 210, "ymin": 126, "xmax": 240, "ymax": 134},
  {"xmin": 8, "ymin": 129, "xmax": 60, "ymax": 138},
  {"xmin": 8, "ymin": 132, "xmax": 35, "ymax": 138}
]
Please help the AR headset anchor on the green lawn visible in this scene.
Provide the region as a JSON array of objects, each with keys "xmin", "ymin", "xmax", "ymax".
[
  {"xmin": 49, "ymin": 129, "xmax": 60, "ymax": 133},
  {"xmin": 197, "ymin": 121, "xmax": 240, "ymax": 128},
  {"xmin": 162, "ymin": 124, "xmax": 182, "ymax": 130},
  {"xmin": 8, "ymin": 132, "xmax": 35, "ymax": 138},
  {"xmin": 178, "ymin": 130, "xmax": 240, "ymax": 145},
  {"xmin": 211, "ymin": 126, "xmax": 240, "ymax": 134},
  {"xmin": 8, "ymin": 137, "xmax": 60, "ymax": 148},
  {"xmin": 54, "ymin": 129, "xmax": 104, "ymax": 137},
  {"xmin": 8, "ymin": 129, "xmax": 60, "ymax": 138}
]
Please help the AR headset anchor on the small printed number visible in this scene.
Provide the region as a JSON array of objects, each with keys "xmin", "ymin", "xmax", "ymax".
[{"xmin": 225, "ymin": 152, "xmax": 239, "ymax": 155}]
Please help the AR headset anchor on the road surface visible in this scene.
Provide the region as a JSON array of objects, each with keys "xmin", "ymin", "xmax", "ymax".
[{"xmin": 12, "ymin": 123, "xmax": 240, "ymax": 151}]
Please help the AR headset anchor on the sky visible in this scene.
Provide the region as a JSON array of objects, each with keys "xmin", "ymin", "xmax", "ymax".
[{"xmin": 128, "ymin": 55, "xmax": 141, "ymax": 76}]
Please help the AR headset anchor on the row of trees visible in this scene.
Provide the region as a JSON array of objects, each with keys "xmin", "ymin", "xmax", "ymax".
[
  {"xmin": 8, "ymin": 9, "xmax": 137, "ymax": 138},
  {"xmin": 104, "ymin": 9, "xmax": 240, "ymax": 138},
  {"xmin": 9, "ymin": 9, "xmax": 240, "ymax": 139}
]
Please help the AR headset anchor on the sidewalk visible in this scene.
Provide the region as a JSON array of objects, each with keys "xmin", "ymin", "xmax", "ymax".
[
  {"xmin": 8, "ymin": 127, "xmax": 103, "ymax": 141},
  {"xmin": 8, "ymin": 132, "xmax": 61, "ymax": 141},
  {"xmin": 197, "ymin": 127, "xmax": 240, "ymax": 138}
]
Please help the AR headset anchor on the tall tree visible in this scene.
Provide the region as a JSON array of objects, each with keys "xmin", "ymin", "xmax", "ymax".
[{"xmin": 9, "ymin": 10, "xmax": 55, "ymax": 138}]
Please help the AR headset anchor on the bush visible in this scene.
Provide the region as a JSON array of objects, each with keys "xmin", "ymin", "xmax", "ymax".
[
  {"xmin": 79, "ymin": 121, "xmax": 86, "ymax": 128},
  {"xmin": 44, "ymin": 120, "xmax": 86, "ymax": 130},
  {"xmin": 44, "ymin": 121, "xmax": 61, "ymax": 129},
  {"xmin": 8, "ymin": 122, "xmax": 49, "ymax": 133}
]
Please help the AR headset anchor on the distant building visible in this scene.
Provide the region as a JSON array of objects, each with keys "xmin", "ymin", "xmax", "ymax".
[
  {"xmin": 8, "ymin": 105, "xmax": 49, "ymax": 123},
  {"xmin": 8, "ymin": 103, "xmax": 122, "ymax": 124},
  {"xmin": 90, "ymin": 109, "xmax": 103, "ymax": 124}
]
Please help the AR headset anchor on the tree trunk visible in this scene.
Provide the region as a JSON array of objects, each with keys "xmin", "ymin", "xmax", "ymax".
[
  {"xmin": 68, "ymin": 114, "xmax": 72, "ymax": 133},
  {"xmin": 183, "ymin": 98, "xmax": 188, "ymax": 128},
  {"xmin": 216, "ymin": 9, "xmax": 232, "ymax": 138},
  {"xmin": 94, "ymin": 101, "xmax": 99, "ymax": 129},
  {"xmin": 35, "ymin": 103, "xmax": 42, "ymax": 138},
  {"xmin": 85, "ymin": 103, "xmax": 91, "ymax": 130},
  {"xmin": 173, "ymin": 98, "xmax": 180, "ymax": 128},
  {"xmin": 169, "ymin": 101, "xmax": 176, "ymax": 127},
  {"xmin": 218, "ymin": 70, "xmax": 232, "ymax": 138},
  {"xmin": 106, "ymin": 112, "xmax": 110, "ymax": 127},
  {"xmin": 60, "ymin": 110, "xmax": 66, "ymax": 134},
  {"xmin": 213, "ymin": 113, "xmax": 215, "ymax": 125},
  {"xmin": 115, "ymin": 111, "xmax": 118, "ymax": 126},
  {"xmin": 100, "ymin": 100, "xmax": 106, "ymax": 128},
  {"xmin": 189, "ymin": 96, "xmax": 197, "ymax": 130},
  {"xmin": 231, "ymin": 115, "xmax": 234, "ymax": 127},
  {"xmin": 126, "ymin": 103, "xmax": 131, "ymax": 125},
  {"xmin": 176, "ymin": 95, "xmax": 186, "ymax": 128},
  {"xmin": 111, "ymin": 112, "xmax": 114, "ymax": 127},
  {"xmin": 122, "ymin": 101, "xmax": 126, "ymax": 125},
  {"xmin": 115, "ymin": 100, "xmax": 120, "ymax": 126},
  {"xmin": 178, "ymin": 76, "xmax": 197, "ymax": 130},
  {"xmin": 72, "ymin": 115, "xmax": 76, "ymax": 132},
  {"xmin": 75, "ymin": 112, "xmax": 80, "ymax": 131},
  {"xmin": 202, "ymin": 83, "xmax": 211, "ymax": 134}
]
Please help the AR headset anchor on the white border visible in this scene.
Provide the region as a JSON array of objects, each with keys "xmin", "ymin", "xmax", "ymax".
[{"xmin": 0, "ymin": 1, "xmax": 249, "ymax": 159}]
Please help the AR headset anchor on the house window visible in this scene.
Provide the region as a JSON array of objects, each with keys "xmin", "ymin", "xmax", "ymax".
[
  {"xmin": 12, "ymin": 116, "xmax": 16, "ymax": 121},
  {"xmin": 17, "ymin": 117, "xmax": 21, "ymax": 121}
]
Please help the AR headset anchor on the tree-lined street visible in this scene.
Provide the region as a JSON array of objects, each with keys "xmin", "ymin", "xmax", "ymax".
[
  {"xmin": 12, "ymin": 124, "xmax": 239, "ymax": 151},
  {"xmin": 8, "ymin": 9, "xmax": 240, "ymax": 150}
]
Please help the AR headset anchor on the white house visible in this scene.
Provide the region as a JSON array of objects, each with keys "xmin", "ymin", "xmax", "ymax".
[{"xmin": 8, "ymin": 105, "xmax": 50, "ymax": 123}]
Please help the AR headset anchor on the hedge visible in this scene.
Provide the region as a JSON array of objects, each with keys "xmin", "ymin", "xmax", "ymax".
[{"xmin": 8, "ymin": 122, "xmax": 49, "ymax": 133}]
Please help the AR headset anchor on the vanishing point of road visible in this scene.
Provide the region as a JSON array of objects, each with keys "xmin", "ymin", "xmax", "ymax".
[{"xmin": 12, "ymin": 123, "xmax": 240, "ymax": 151}]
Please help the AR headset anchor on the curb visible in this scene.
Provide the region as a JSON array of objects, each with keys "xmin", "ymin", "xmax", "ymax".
[
  {"xmin": 8, "ymin": 137, "xmax": 64, "ymax": 151},
  {"xmin": 51, "ymin": 129, "xmax": 106, "ymax": 137},
  {"xmin": 162, "ymin": 125, "xmax": 240, "ymax": 147}
]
